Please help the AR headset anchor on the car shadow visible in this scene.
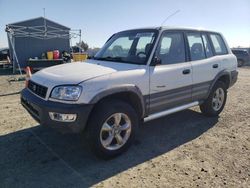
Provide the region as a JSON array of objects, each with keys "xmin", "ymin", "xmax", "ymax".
[{"xmin": 0, "ymin": 109, "xmax": 218, "ymax": 187}]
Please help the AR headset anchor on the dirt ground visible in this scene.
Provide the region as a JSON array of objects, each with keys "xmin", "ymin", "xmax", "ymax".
[{"xmin": 0, "ymin": 68, "xmax": 249, "ymax": 188}]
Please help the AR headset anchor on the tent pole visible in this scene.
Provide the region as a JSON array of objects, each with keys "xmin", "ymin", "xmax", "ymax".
[
  {"xmin": 7, "ymin": 33, "xmax": 15, "ymax": 74},
  {"xmin": 8, "ymin": 32, "xmax": 22, "ymax": 75},
  {"xmin": 13, "ymin": 36, "xmax": 15, "ymax": 73}
]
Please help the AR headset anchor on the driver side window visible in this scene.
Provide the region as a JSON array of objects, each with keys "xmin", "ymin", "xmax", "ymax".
[{"xmin": 156, "ymin": 32, "xmax": 186, "ymax": 65}]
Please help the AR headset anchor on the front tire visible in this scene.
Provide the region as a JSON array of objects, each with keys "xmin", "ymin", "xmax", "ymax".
[
  {"xmin": 87, "ymin": 99, "xmax": 138, "ymax": 159},
  {"xmin": 200, "ymin": 81, "xmax": 227, "ymax": 117}
]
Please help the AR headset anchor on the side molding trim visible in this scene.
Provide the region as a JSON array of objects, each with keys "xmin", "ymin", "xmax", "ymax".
[{"xmin": 144, "ymin": 101, "xmax": 199, "ymax": 122}]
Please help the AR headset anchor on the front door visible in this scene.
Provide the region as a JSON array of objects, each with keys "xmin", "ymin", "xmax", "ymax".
[{"xmin": 149, "ymin": 31, "xmax": 192, "ymax": 114}]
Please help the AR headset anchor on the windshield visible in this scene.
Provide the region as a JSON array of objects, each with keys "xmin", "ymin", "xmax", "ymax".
[{"xmin": 94, "ymin": 29, "xmax": 158, "ymax": 65}]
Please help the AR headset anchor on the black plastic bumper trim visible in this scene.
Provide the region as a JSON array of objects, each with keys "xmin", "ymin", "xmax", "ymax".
[{"xmin": 21, "ymin": 88, "xmax": 94, "ymax": 133}]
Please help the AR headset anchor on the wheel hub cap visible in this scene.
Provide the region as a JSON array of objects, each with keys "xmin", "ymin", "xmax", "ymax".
[
  {"xmin": 212, "ymin": 88, "xmax": 225, "ymax": 111},
  {"xmin": 100, "ymin": 113, "xmax": 132, "ymax": 151}
]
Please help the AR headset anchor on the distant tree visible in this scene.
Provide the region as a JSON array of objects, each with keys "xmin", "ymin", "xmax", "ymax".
[{"xmin": 76, "ymin": 41, "xmax": 89, "ymax": 52}]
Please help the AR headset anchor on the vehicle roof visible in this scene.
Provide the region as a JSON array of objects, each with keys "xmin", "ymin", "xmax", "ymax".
[{"xmin": 119, "ymin": 26, "xmax": 220, "ymax": 34}]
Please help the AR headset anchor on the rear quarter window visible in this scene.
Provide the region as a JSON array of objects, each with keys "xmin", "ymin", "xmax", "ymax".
[{"xmin": 209, "ymin": 34, "xmax": 228, "ymax": 55}]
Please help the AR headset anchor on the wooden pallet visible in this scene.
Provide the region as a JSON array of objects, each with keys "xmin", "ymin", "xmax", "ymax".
[
  {"xmin": 0, "ymin": 60, "xmax": 11, "ymax": 69},
  {"xmin": 1, "ymin": 56, "xmax": 12, "ymax": 68}
]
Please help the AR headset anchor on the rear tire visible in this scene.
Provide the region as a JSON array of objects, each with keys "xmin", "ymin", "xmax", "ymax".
[
  {"xmin": 87, "ymin": 99, "xmax": 139, "ymax": 159},
  {"xmin": 200, "ymin": 81, "xmax": 227, "ymax": 117}
]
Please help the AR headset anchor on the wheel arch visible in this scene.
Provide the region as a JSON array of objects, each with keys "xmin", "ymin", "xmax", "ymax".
[
  {"xmin": 89, "ymin": 85, "xmax": 146, "ymax": 119},
  {"xmin": 207, "ymin": 70, "xmax": 231, "ymax": 98}
]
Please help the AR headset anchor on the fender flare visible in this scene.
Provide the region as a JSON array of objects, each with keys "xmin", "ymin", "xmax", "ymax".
[
  {"xmin": 206, "ymin": 70, "xmax": 231, "ymax": 98},
  {"xmin": 89, "ymin": 84, "xmax": 146, "ymax": 117}
]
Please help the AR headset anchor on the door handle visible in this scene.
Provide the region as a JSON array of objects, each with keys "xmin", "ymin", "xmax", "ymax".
[
  {"xmin": 182, "ymin": 69, "xmax": 191, "ymax": 75},
  {"xmin": 213, "ymin": 64, "xmax": 219, "ymax": 68}
]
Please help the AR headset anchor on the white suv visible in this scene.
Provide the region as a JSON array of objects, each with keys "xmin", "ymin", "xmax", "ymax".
[{"xmin": 21, "ymin": 27, "xmax": 238, "ymax": 158}]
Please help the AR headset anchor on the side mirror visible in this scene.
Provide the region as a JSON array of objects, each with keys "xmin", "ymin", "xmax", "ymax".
[{"xmin": 151, "ymin": 56, "xmax": 161, "ymax": 66}]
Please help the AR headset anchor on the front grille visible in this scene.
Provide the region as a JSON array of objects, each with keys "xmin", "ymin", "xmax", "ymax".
[{"xmin": 28, "ymin": 80, "xmax": 48, "ymax": 98}]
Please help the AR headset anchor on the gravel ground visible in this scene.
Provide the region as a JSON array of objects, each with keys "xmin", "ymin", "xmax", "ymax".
[{"xmin": 0, "ymin": 68, "xmax": 249, "ymax": 188}]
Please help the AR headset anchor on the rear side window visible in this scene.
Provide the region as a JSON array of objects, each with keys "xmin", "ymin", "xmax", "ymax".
[
  {"xmin": 187, "ymin": 33, "xmax": 206, "ymax": 61},
  {"xmin": 156, "ymin": 32, "xmax": 186, "ymax": 65},
  {"xmin": 209, "ymin": 34, "xmax": 228, "ymax": 55},
  {"xmin": 202, "ymin": 34, "xmax": 213, "ymax": 58}
]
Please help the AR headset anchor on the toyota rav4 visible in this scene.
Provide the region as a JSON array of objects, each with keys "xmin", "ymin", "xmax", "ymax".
[{"xmin": 21, "ymin": 27, "xmax": 238, "ymax": 158}]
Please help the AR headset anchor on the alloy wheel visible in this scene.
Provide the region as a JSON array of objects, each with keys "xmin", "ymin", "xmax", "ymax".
[
  {"xmin": 100, "ymin": 113, "xmax": 132, "ymax": 150},
  {"xmin": 212, "ymin": 88, "xmax": 225, "ymax": 111}
]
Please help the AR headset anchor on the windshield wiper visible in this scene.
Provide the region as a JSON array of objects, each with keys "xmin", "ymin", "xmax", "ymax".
[
  {"xmin": 94, "ymin": 56, "xmax": 123, "ymax": 61},
  {"xmin": 93, "ymin": 56, "xmax": 141, "ymax": 65}
]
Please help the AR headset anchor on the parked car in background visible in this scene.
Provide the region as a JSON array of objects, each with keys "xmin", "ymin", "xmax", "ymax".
[
  {"xmin": 0, "ymin": 48, "xmax": 9, "ymax": 61},
  {"xmin": 232, "ymin": 49, "xmax": 250, "ymax": 67}
]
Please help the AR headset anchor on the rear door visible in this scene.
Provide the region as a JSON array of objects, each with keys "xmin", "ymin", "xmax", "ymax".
[
  {"xmin": 149, "ymin": 31, "xmax": 192, "ymax": 114},
  {"xmin": 208, "ymin": 33, "xmax": 232, "ymax": 71},
  {"xmin": 186, "ymin": 32, "xmax": 221, "ymax": 101}
]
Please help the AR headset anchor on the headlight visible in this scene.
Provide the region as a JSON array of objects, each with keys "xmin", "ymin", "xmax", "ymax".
[{"xmin": 50, "ymin": 86, "xmax": 82, "ymax": 101}]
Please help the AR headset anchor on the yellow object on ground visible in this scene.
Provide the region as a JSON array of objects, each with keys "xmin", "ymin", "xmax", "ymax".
[
  {"xmin": 47, "ymin": 51, "xmax": 53, "ymax": 60},
  {"xmin": 72, "ymin": 53, "xmax": 88, "ymax": 62}
]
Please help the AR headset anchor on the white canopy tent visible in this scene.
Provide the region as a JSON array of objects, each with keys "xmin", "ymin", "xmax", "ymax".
[{"xmin": 5, "ymin": 17, "xmax": 81, "ymax": 73}]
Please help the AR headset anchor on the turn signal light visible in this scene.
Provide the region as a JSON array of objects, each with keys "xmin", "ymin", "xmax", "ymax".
[{"xmin": 49, "ymin": 112, "xmax": 77, "ymax": 122}]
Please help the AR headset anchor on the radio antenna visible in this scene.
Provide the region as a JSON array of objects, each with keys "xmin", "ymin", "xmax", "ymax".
[
  {"xmin": 43, "ymin": 8, "xmax": 46, "ymax": 18},
  {"xmin": 161, "ymin": 10, "xmax": 181, "ymax": 26}
]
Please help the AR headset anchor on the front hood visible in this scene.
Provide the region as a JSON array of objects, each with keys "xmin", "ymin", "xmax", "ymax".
[{"xmin": 31, "ymin": 60, "xmax": 141, "ymax": 86}]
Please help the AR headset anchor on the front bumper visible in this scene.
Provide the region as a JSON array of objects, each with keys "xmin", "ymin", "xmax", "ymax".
[{"xmin": 21, "ymin": 88, "xmax": 94, "ymax": 133}]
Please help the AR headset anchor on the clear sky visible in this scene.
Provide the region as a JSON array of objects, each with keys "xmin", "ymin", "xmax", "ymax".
[{"xmin": 0, "ymin": 0, "xmax": 249, "ymax": 48}]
